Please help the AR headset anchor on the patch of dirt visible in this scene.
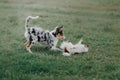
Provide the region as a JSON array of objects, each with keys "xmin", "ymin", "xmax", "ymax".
[{"xmin": 80, "ymin": 6, "xmax": 120, "ymax": 12}]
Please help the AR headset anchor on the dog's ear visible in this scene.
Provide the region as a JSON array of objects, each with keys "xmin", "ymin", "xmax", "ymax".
[
  {"xmin": 55, "ymin": 25, "xmax": 63, "ymax": 32},
  {"xmin": 60, "ymin": 25, "xmax": 64, "ymax": 28},
  {"xmin": 59, "ymin": 25, "xmax": 64, "ymax": 31},
  {"xmin": 56, "ymin": 25, "xmax": 64, "ymax": 28},
  {"xmin": 85, "ymin": 44, "xmax": 89, "ymax": 48}
]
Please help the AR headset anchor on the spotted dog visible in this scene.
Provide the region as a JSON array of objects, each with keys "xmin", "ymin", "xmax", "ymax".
[
  {"xmin": 60, "ymin": 39, "xmax": 89, "ymax": 56},
  {"xmin": 24, "ymin": 16, "xmax": 65, "ymax": 53}
]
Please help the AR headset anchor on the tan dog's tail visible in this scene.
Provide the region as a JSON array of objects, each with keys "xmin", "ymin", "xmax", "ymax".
[{"xmin": 25, "ymin": 16, "xmax": 39, "ymax": 30}]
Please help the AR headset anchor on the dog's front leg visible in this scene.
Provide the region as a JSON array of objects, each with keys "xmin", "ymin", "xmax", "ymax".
[
  {"xmin": 51, "ymin": 46, "xmax": 62, "ymax": 51},
  {"xmin": 50, "ymin": 39, "xmax": 62, "ymax": 51}
]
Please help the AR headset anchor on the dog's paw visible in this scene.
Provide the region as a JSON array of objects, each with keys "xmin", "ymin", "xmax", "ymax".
[{"xmin": 62, "ymin": 52, "xmax": 71, "ymax": 56}]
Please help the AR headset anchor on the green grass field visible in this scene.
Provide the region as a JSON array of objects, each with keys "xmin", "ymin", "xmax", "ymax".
[{"xmin": 0, "ymin": 0, "xmax": 120, "ymax": 80}]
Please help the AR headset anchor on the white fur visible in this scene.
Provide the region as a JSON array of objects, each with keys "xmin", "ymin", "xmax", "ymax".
[
  {"xmin": 60, "ymin": 39, "xmax": 89, "ymax": 56},
  {"xmin": 62, "ymin": 52, "xmax": 71, "ymax": 56}
]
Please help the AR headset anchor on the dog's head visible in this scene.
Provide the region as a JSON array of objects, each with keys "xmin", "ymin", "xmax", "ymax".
[
  {"xmin": 52, "ymin": 26, "xmax": 65, "ymax": 40},
  {"xmin": 83, "ymin": 44, "xmax": 89, "ymax": 52}
]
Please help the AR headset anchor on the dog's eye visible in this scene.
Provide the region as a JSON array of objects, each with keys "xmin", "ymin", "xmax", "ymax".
[{"xmin": 59, "ymin": 31, "xmax": 63, "ymax": 35}]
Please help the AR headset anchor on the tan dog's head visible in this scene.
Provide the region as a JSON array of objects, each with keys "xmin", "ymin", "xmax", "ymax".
[{"xmin": 52, "ymin": 26, "xmax": 65, "ymax": 40}]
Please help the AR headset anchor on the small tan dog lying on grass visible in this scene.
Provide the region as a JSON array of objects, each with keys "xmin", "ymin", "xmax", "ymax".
[{"xmin": 60, "ymin": 38, "xmax": 89, "ymax": 56}]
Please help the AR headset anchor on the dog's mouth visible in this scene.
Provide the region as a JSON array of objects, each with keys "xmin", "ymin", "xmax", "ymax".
[{"xmin": 57, "ymin": 35, "xmax": 66, "ymax": 40}]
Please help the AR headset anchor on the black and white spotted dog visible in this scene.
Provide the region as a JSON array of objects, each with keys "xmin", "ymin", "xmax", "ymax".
[{"xmin": 24, "ymin": 16, "xmax": 65, "ymax": 53}]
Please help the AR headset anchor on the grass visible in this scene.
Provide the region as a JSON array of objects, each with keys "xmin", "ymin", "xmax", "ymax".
[{"xmin": 0, "ymin": 0, "xmax": 120, "ymax": 80}]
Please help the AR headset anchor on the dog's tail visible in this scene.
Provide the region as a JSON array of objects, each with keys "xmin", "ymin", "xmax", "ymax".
[{"xmin": 25, "ymin": 16, "xmax": 39, "ymax": 30}]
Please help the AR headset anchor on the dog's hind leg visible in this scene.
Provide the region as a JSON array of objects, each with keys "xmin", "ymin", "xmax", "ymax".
[
  {"xmin": 77, "ymin": 38, "xmax": 83, "ymax": 44},
  {"xmin": 24, "ymin": 41, "xmax": 28, "ymax": 48},
  {"xmin": 24, "ymin": 41, "xmax": 33, "ymax": 53}
]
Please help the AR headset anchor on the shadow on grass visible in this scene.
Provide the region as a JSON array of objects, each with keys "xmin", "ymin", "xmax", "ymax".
[
  {"xmin": 31, "ymin": 46, "xmax": 62, "ymax": 56},
  {"xmin": 31, "ymin": 46, "xmax": 87, "ymax": 57}
]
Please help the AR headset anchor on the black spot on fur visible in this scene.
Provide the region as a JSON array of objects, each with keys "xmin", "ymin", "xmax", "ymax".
[
  {"xmin": 52, "ymin": 32, "xmax": 57, "ymax": 37},
  {"xmin": 26, "ymin": 24, "xmax": 28, "ymax": 27},
  {"xmin": 51, "ymin": 40, "xmax": 53, "ymax": 42},
  {"xmin": 44, "ymin": 33, "xmax": 47, "ymax": 41},
  {"xmin": 27, "ymin": 19, "xmax": 29, "ymax": 22},
  {"xmin": 28, "ymin": 29, "xmax": 33, "ymax": 43},
  {"xmin": 29, "ymin": 35, "xmax": 33, "ymax": 43},
  {"xmin": 47, "ymin": 33, "xmax": 50, "ymax": 38},
  {"xmin": 41, "ymin": 36, "xmax": 43, "ymax": 39},
  {"xmin": 37, "ymin": 32, "xmax": 40, "ymax": 35},
  {"xmin": 49, "ymin": 46, "xmax": 52, "ymax": 48},
  {"xmin": 28, "ymin": 28, "xmax": 30, "ymax": 34},
  {"xmin": 41, "ymin": 31, "xmax": 44, "ymax": 34},
  {"xmin": 32, "ymin": 28, "xmax": 36, "ymax": 35},
  {"xmin": 52, "ymin": 44, "xmax": 54, "ymax": 46},
  {"xmin": 37, "ymin": 36, "xmax": 41, "ymax": 42}
]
